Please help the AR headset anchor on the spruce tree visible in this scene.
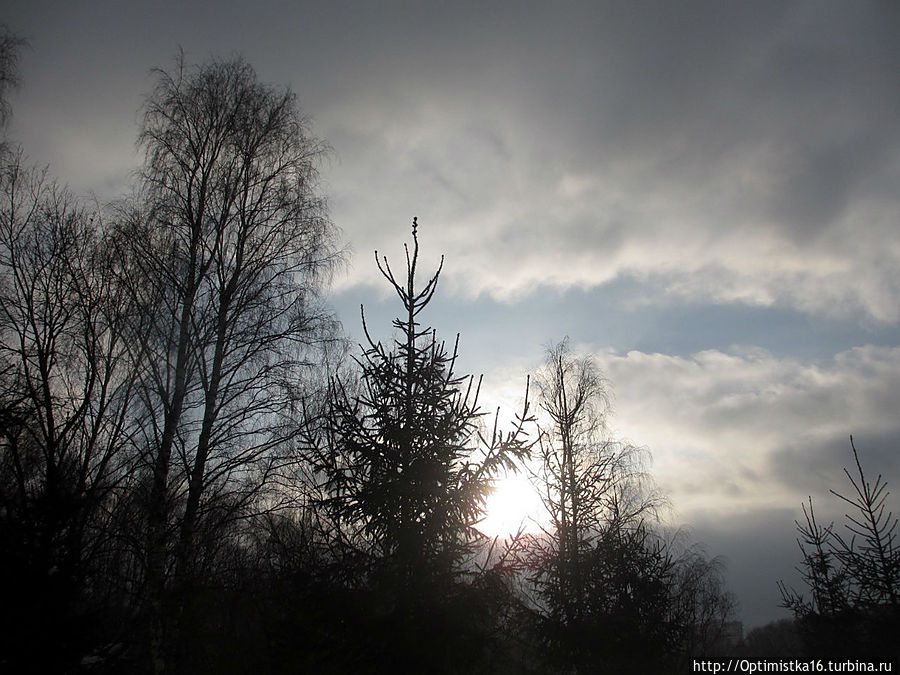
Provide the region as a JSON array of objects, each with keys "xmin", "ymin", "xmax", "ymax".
[
  {"xmin": 312, "ymin": 219, "xmax": 531, "ymax": 668},
  {"xmin": 319, "ymin": 218, "xmax": 529, "ymax": 577}
]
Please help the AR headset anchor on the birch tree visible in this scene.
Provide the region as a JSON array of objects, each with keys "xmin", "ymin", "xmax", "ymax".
[{"xmin": 118, "ymin": 54, "xmax": 341, "ymax": 672}]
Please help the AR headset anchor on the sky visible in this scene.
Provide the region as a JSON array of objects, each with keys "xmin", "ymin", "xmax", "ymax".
[{"xmin": 5, "ymin": 0, "xmax": 900, "ymax": 629}]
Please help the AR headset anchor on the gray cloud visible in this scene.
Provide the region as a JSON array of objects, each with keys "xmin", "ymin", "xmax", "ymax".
[
  {"xmin": 8, "ymin": 2, "xmax": 899, "ymax": 323},
  {"xmin": 314, "ymin": 2, "xmax": 900, "ymax": 321},
  {"xmin": 587, "ymin": 344, "xmax": 900, "ymax": 520}
]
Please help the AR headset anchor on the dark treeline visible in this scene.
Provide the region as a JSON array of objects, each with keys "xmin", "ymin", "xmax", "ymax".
[{"xmin": 4, "ymin": 37, "xmax": 892, "ymax": 674}]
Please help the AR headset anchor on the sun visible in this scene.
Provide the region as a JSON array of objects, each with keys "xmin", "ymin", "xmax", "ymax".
[{"xmin": 478, "ymin": 472, "xmax": 548, "ymax": 538}]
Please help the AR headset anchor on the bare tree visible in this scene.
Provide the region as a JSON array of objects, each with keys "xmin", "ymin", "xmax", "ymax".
[
  {"xmin": 667, "ymin": 540, "xmax": 735, "ymax": 661},
  {"xmin": 0, "ymin": 24, "xmax": 26, "ymax": 134},
  {"xmin": 522, "ymin": 340, "xmax": 732, "ymax": 670},
  {"xmin": 527, "ymin": 339, "xmax": 662, "ymax": 625},
  {"xmin": 115, "ymin": 53, "xmax": 341, "ymax": 672},
  {"xmin": 0, "ymin": 150, "xmax": 137, "ymax": 671}
]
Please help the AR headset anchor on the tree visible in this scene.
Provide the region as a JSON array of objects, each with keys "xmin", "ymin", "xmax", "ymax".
[
  {"xmin": 0, "ymin": 150, "xmax": 138, "ymax": 672},
  {"xmin": 523, "ymin": 340, "xmax": 732, "ymax": 671},
  {"xmin": 526, "ymin": 340, "xmax": 660, "ymax": 622},
  {"xmin": 738, "ymin": 618, "xmax": 803, "ymax": 659},
  {"xmin": 115, "ymin": 53, "xmax": 341, "ymax": 672},
  {"xmin": 0, "ymin": 24, "xmax": 26, "ymax": 135},
  {"xmin": 310, "ymin": 220, "xmax": 531, "ymax": 670},
  {"xmin": 778, "ymin": 497, "xmax": 849, "ymax": 620},
  {"xmin": 830, "ymin": 439, "xmax": 899, "ymax": 610},
  {"xmin": 779, "ymin": 437, "xmax": 899, "ymax": 659}
]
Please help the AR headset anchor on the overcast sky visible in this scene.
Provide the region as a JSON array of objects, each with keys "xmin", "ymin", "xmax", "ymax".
[{"xmin": 6, "ymin": 0, "xmax": 900, "ymax": 629}]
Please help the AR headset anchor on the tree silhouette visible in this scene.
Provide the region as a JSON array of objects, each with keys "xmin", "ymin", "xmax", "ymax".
[
  {"xmin": 0, "ymin": 150, "xmax": 138, "ymax": 673},
  {"xmin": 780, "ymin": 437, "xmax": 899, "ymax": 659},
  {"xmin": 114, "ymin": 53, "xmax": 341, "ymax": 672},
  {"xmin": 310, "ymin": 219, "xmax": 531, "ymax": 670},
  {"xmin": 0, "ymin": 24, "xmax": 26, "ymax": 134},
  {"xmin": 525, "ymin": 341, "xmax": 660, "ymax": 613},
  {"xmin": 521, "ymin": 340, "xmax": 733, "ymax": 672}
]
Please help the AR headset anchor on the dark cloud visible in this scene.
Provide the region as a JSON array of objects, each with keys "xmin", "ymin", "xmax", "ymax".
[
  {"xmin": 688, "ymin": 508, "xmax": 802, "ymax": 629},
  {"xmin": 9, "ymin": 1, "xmax": 898, "ymax": 319},
  {"xmin": 314, "ymin": 0, "xmax": 899, "ymax": 318},
  {"xmin": 769, "ymin": 428, "xmax": 900, "ymax": 500}
]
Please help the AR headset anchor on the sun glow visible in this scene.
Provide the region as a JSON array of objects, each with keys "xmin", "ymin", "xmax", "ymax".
[{"xmin": 478, "ymin": 472, "xmax": 548, "ymax": 538}]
